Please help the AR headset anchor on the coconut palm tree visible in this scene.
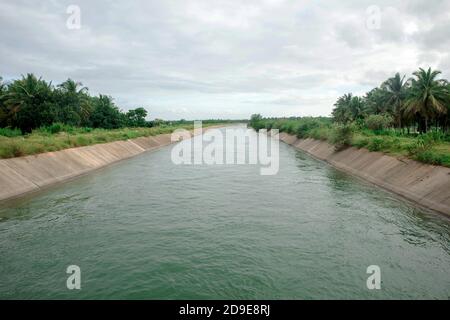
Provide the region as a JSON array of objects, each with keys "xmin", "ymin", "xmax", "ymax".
[
  {"xmin": 364, "ymin": 87, "xmax": 388, "ymax": 115},
  {"xmin": 403, "ymin": 68, "xmax": 448, "ymax": 133},
  {"xmin": 4, "ymin": 73, "xmax": 55, "ymax": 132},
  {"xmin": 56, "ymin": 78, "xmax": 91, "ymax": 125},
  {"xmin": 332, "ymin": 93, "xmax": 353, "ymax": 124},
  {"xmin": 348, "ymin": 95, "xmax": 366, "ymax": 121},
  {"xmin": 381, "ymin": 73, "xmax": 408, "ymax": 128},
  {"xmin": 89, "ymin": 94, "xmax": 124, "ymax": 129},
  {"xmin": 58, "ymin": 78, "xmax": 88, "ymax": 95}
]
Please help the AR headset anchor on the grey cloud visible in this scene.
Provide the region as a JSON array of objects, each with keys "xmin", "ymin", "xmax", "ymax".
[{"xmin": 0, "ymin": 0, "xmax": 448, "ymax": 119}]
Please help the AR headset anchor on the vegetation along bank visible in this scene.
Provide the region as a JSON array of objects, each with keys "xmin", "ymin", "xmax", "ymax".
[
  {"xmin": 249, "ymin": 68, "xmax": 450, "ymax": 215},
  {"xmin": 250, "ymin": 68, "xmax": 450, "ymax": 167},
  {"xmin": 0, "ymin": 74, "xmax": 241, "ymax": 158}
]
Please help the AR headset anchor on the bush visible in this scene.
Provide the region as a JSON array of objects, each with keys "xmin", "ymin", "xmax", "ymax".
[
  {"xmin": 330, "ymin": 124, "xmax": 354, "ymax": 151},
  {"xmin": 309, "ymin": 126, "xmax": 331, "ymax": 140},
  {"xmin": 406, "ymin": 136, "xmax": 430, "ymax": 155},
  {"xmin": 36, "ymin": 123, "xmax": 81, "ymax": 135},
  {"xmin": 422, "ymin": 130, "xmax": 446, "ymax": 143},
  {"xmin": 367, "ymin": 137, "xmax": 384, "ymax": 151},
  {"xmin": 281, "ymin": 121, "xmax": 298, "ymax": 135},
  {"xmin": 353, "ymin": 137, "xmax": 369, "ymax": 148},
  {"xmin": 265, "ymin": 121, "xmax": 273, "ymax": 130},
  {"xmin": 295, "ymin": 119, "xmax": 321, "ymax": 138},
  {"xmin": 364, "ymin": 114, "xmax": 394, "ymax": 132},
  {"xmin": 0, "ymin": 127, "xmax": 22, "ymax": 137},
  {"xmin": 75, "ymin": 136, "xmax": 91, "ymax": 146},
  {"xmin": 367, "ymin": 137, "xmax": 397, "ymax": 152},
  {"xmin": 47, "ymin": 123, "xmax": 62, "ymax": 134},
  {"xmin": 249, "ymin": 114, "xmax": 264, "ymax": 131},
  {"xmin": 415, "ymin": 150, "xmax": 450, "ymax": 165}
]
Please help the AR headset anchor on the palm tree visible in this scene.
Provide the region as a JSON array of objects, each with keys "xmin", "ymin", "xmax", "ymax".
[
  {"xmin": 381, "ymin": 73, "xmax": 408, "ymax": 128},
  {"xmin": 332, "ymin": 93, "xmax": 353, "ymax": 124},
  {"xmin": 4, "ymin": 73, "xmax": 55, "ymax": 132},
  {"xmin": 57, "ymin": 78, "xmax": 91, "ymax": 125},
  {"xmin": 58, "ymin": 78, "xmax": 88, "ymax": 95},
  {"xmin": 348, "ymin": 96, "xmax": 365, "ymax": 121},
  {"xmin": 364, "ymin": 87, "xmax": 388, "ymax": 115},
  {"xmin": 403, "ymin": 68, "xmax": 448, "ymax": 133},
  {"xmin": 89, "ymin": 95, "xmax": 123, "ymax": 129}
]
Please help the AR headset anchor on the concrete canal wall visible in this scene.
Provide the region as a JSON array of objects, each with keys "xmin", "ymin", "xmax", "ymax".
[
  {"xmin": 0, "ymin": 127, "xmax": 215, "ymax": 202},
  {"xmin": 278, "ymin": 132, "xmax": 450, "ymax": 216}
]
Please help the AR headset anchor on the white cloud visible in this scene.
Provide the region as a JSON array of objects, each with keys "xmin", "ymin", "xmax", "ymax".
[{"xmin": 0, "ymin": 0, "xmax": 448, "ymax": 119}]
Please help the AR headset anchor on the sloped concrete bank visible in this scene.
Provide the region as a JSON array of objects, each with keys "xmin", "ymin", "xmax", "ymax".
[
  {"xmin": 278, "ymin": 132, "xmax": 450, "ymax": 216},
  {"xmin": 0, "ymin": 127, "xmax": 217, "ymax": 202}
]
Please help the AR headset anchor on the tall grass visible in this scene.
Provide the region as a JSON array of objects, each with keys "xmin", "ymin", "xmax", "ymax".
[
  {"xmin": 0, "ymin": 128, "xmax": 22, "ymax": 137},
  {"xmin": 0, "ymin": 123, "xmax": 221, "ymax": 159},
  {"xmin": 249, "ymin": 117, "xmax": 450, "ymax": 168}
]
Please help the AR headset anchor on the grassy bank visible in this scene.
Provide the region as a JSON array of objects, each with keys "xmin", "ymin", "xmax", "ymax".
[
  {"xmin": 249, "ymin": 116, "xmax": 450, "ymax": 167},
  {"xmin": 0, "ymin": 122, "xmax": 226, "ymax": 159}
]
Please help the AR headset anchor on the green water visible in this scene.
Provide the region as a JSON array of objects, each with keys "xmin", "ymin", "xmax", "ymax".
[{"xmin": 0, "ymin": 126, "xmax": 449, "ymax": 299}]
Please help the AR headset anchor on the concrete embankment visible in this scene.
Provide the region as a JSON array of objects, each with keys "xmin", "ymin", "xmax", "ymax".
[
  {"xmin": 0, "ymin": 127, "xmax": 214, "ymax": 202},
  {"xmin": 278, "ymin": 132, "xmax": 450, "ymax": 216}
]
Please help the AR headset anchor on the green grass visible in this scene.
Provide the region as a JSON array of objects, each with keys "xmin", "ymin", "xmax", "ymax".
[
  {"xmin": 0, "ymin": 127, "xmax": 22, "ymax": 137},
  {"xmin": 351, "ymin": 133, "xmax": 450, "ymax": 166},
  {"xmin": 250, "ymin": 118, "xmax": 450, "ymax": 168},
  {"xmin": 0, "ymin": 123, "xmax": 223, "ymax": 159}
]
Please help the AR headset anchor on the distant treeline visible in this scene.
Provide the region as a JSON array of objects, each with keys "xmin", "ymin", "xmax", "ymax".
[
  {"xmin": 248, "ymin": 68, "xmax": 450, "ymax": 167},
  {"xmin": 0, "ymin": 74, "xmax": 243, "ymax": 134},
  {"xmin": 332, "ymin": 67, "xmax": 450, "ymax": 133}
]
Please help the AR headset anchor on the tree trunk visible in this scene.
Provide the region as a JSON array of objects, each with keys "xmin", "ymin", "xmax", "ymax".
[{"xmin": 418, "ymin": 118, "xmax": 426, "ymax": 133}]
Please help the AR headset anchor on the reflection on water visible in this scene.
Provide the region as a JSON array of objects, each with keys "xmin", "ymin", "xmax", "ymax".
[{"xmin": 0, "ymin": 126, "xmax": 449, "ymax": 299}]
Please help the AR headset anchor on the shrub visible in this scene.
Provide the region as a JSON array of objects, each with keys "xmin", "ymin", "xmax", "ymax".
[
  {"xmin": 249, "ymin": 114, "xmax": 264, "ymax": 131},
  {"xmin": 75, "ymin": 136, "xmax": 91, "ymax": 146},
  {"xmin": 265, "ymin": 121, "xmax": 273, "ymax": 130},
  {"xmin": 330, "ymin": 124, "xmax": 354, "ymax": 151},
  {"xmin": 422, "ymin": 130, "xmax": 446, "ymax": 143},
  {"xmin": 414, "ymin": 150, "xmax": 450, "ymax": 165},
  {"xmin": 0, "ymin": 127, "xmax": 22, "ymax": 137},
  {"xmin": 366, "ymin": 137, "xmax": 394, "ymax": 152},
  {"xmin": 295, "ymin": 119, "xmax": 321, "ymax": 138},
  {"xmin": 406, "ymin": 136, "xmax": 430, "ymax": 156},
  {"xmin": 46, "ymin": 123, "xmax": 63, "ymax": 134},
  {"xmin": 38, "ymin": 123, "xmax": 77, "ymax": 135},
  {"xmin": 364, "ymin": 114, "xmax": 394, "ymax": 132},
  {"xmin": 0, "ymin": 141, "xmax": 25, "ymax": 158},
  {"xmin": 353, "ymin": 137, "xmax": 369, "ymax": 148},
  {"xmin": 279, "ymin": 121, "xmax": 297, "ymax": 134},
  {"xmin": 309, "ymin": 126, "xmax": 331, "ymax": 140}
]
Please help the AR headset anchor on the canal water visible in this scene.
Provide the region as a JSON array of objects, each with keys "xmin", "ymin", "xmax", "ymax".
[{"xmin": 0, "ymin": 126, "xmax": 449, "ymax": 299}]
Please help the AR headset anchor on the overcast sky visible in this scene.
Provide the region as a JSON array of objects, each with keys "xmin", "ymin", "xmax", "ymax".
[{"xmin": 1, "ymin": 0, "xmax": 449, "ymax": 120}]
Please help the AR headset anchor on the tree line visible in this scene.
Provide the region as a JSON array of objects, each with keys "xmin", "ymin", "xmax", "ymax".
[
  {"xmin": 332, "ymin": 68, "xmax": 450, "ymax": 133},
  {"xmin": 0, "ymin": 74, "xmax": 149, "ymax": 133}
]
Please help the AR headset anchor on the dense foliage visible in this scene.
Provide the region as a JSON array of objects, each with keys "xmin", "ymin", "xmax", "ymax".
[
  {"xmin": 248, "ymin": 68, "xmax": 450, "ymax": 167},
  {"xmin": 249, "ymin": 115, "xmax": 450, "ymax": 167},
  {"xmin": 332, "ymin": 68, "xmax": 450, "ymax": 133},
  {"xmin": 0, "ymin": 74, "xmax": 151, "ymax": 132}
]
